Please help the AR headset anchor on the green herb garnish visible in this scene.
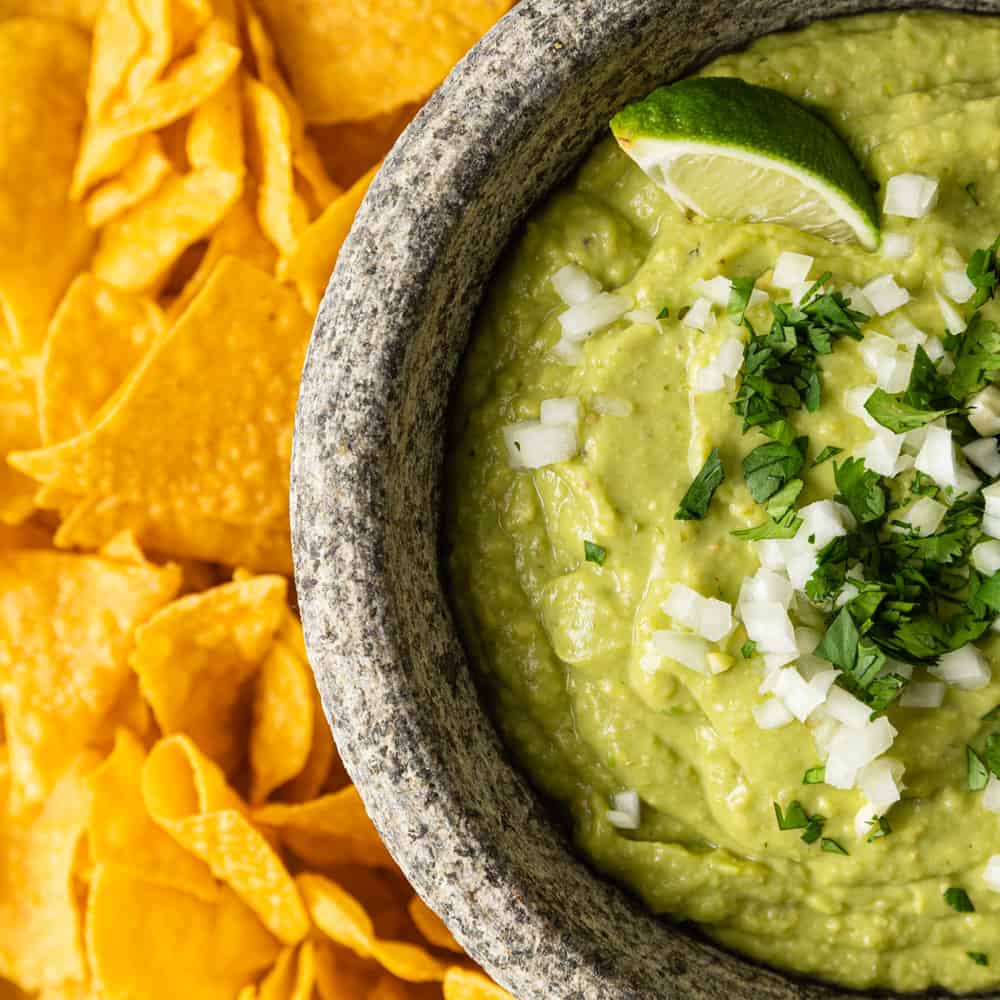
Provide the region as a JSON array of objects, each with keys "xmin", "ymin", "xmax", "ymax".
[
  {"xmin": 863, "ymin": 388, "xmax": 960, "ymax": 434},
  {"xmin": 743, "ymin": 438, "xmax": 807, "ymax": 503},
  {"xmin": 811, "ymin": 445, "xmax": 843, "ymax": 467},
  {"xmin": 833, "ymin": 457, "xmax": 886, "ymax": 524},
  {"xmin": 968, "ymin": 952, "xmax": 989, "ymax": 966},
  {"xmin": 728, "ymin": 277, "xmax": 756, "ymax": 325},
  {"xmin": 983, "ymin": 704, "xmax": 1000, "ymax": 722},
  {"xmin": 803, "ymin": 766, "xmax": 825, "ymax": 785},
  {"xmin": 773, "ymin": 800, "xmax": 809, "ymax": 831},
  {"xmin": 968, "ymin": 746, "xmax": 989, "ymax": 792},
  {"xmin": 965, "ymin": 182, "xmax": 980, "ymax": 206},
  {"xmin": 741, "ymin": 640, "xmax": 757, "ymax": 659},
  {"xmin": 801, "ymin": 814, "xmax": 826, "ymax": 844},
  {"xmin": 944, "ymin": 887, "xmax": 975, "ymax": 913},
  {"xmin": 583, "ymin": 540, "xmax": 607, "ymax": 565},
  {"xmin": 866, "ymin": 815, "xmax": 892, "ymax": 842},
  {"xmin": 985, "ymin": 732, "xmax": 1000, "ymax": 778},
  {"xmin": 966, "ymin": 233, "xmax": 1000, "ymax": 310},
  {"xmin": 821, "ymin": 838, "xmax": 849, "ymax": 855},
  {"xmin": 949, "ymin": 312, "xmax": 1000, "ymax": 400},
  {"xmin": 674, "ymin": 448, "xmax": 724, "ymax": 521},
  {"xmin": 657, "ymin": 305, "xmax": 670, "ymax": 320}
]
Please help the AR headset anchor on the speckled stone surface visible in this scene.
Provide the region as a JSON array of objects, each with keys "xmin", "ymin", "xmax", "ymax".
[{"xmin": 291, "ymin": 2, "xmax": 1000, "ymax": 998}]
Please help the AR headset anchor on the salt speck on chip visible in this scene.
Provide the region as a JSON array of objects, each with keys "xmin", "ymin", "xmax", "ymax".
[{"xmin": 883, "ymin": 173, "xmax": 939, "ymax": 218}]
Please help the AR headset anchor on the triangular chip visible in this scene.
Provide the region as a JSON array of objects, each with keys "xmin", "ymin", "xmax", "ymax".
[
  {"xmin": 86, "ymin": 865, "xmax": 279, "ymax": 1000},
  {"xmin": 131, "ymin": 574, "xmax": 287, "ymax": 771},
  {"xmin": 85, "ymin": 0, "xmax": 146, "ymax": 119},
  {"xmin": 0, "ymin": 548, "xmax": 180, "ymax": 807},
  {"xmin": 252, "ymin": 0, "xmax": 511, "ymax": 123},
  {"xmin": 313, "ymin": 941, "xmax": 382, "ymax": 999},
  {"xmin": 254, "ymin": 941, "xmax": 315, "ymax": 1000},
  {"xmin": 0, "ymin": 1, "xmax": 97, "ymax": 26},
  {"xmin": 0, "ymin": 18, "xmax": 93, "ymax": 353},
  {"xmin": 279, "ymin": 164, "xmax": 378, "ymax": 313},
  {"xmin": 0, "ymin": 361, "xmax": 41, "ymax": 525},
  {"xmin": 279, "ymin": 682, "xmax": 340, "ymax": 801},
  {"xmin": 39, "ymin": 275, "xmax": 164, "ymax": 445},
  {"xmin": 0, "ymin": 753, "xmax": 94, "ymax": 991},
  {"xmin": 11, "ymin": 256, "xmax": 310, "ymax": 543},
  {"xmin": 84, "ymin": 134, "xmax": 172, "ymax": 228},
  {"xmin": 407, "ymin": 896, "xmax": 462, "ymax": 954},
  {"xmin": 249, "ymin": 639, "xmax": 314, "ymax": 804},
  {"xmin": 143, "ymin": 735, "xmax": 310, "ymax": 944},
  {"xmin": 87, "ymin": 729, "xmax": 219, "ymax": 901},
  {"xmin": 443, "ymin": 969, "xmax": 514, "ymax": 1000}
]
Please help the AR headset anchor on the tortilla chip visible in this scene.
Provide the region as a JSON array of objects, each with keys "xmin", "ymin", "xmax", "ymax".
[
  {"xmin": 37, "ymin": 981, "xmax": 97, "ymax": 1000},
  {"xmin": 0, "ymin": 18, "xmax": 93, "ymax": 353},
  {"xmin": 313, "ymin": 941, "xmax": 383, "ymax": 999},
  {"xmin": 0, "ymin": 518, "xmax": 50, "ymax": 551},
  {"xmin": 86, "ymin": 0, "xmax": 146, "ymax": 119},
  {"xmin": 142, "ymin": 734, "xmax": 310, "ymax": 944},
  {"xmin": 0, "ymin": 755, "xmax": 93, "ymax": 990},
  {"xmin": 87, "ymin": 729, "xmax": 218, "ymax": 900},
  {"xmin": 280, "ymin": 683, "xmax": 339, "ymax": 801},
  {"xmin": 252, "ymin": 0, "xmax": 511, "ymax": 123},
  {"xmin": 255, "ymin": 941, "xmax": 315, "ymax": 1000},
  {"xmin": 92, "ymin": 71, "xmax": 244, "ymax": 293},
  {"xmin": 84, "ymin": 135, "xmax": 172, "ymax": 227},
  {"xmin": 72, "ymin": 22, "xmax": 241, "ymax": 196},
  {"xmin": 297, "ymin": 873, "xmax": 447, "ymax": 983},
  {"xmin": 0, "ymin": 362, "xmax": 42, "ymax": 525},
  {"xmin": 40, "ymin": 275, "xmax": 164, "ymax": 445},
  {"xmin": 245, "ymin": 77, "xmax": 308, "ymax": 256},
  {"xmin": 250, "ymin": 640, "xmax": 314, "ymax": 804},
  {"xmin": 131, "ymin": 574, "xmax": 287, "ymax": 771},
  {"xmin": 87, "ymin": 865, "xmax": 279, "ymax": 1000},
  {"xmin": 0, "ymin": 0, "xmax": 96, "ymax": 26},
  {"xmin": 0, "ymin": 548, "xmax": 180, "ymax": 807},
  {"xmin": 11, "ymin": 256, "xmax": 310, "ymax": 549},
  {"xmin": 279, "ymin": 164, "xmax": 378, "ymax": 313},
  {"xmin": 442, "ymin": 968, "xmax": 515, "ymax": 1000},
  {"xmin": 408, "ymin": 896, "xmax": 462, "ymax": 953},
  {"xmin": 253, "ymin": 786, "xmax": 398, "ymax": 871},
  {"xmin": 309, "ymin": 103, "xmax": 420, "ymax": 190}
]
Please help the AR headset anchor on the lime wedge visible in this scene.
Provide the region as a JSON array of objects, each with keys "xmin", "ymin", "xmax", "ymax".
[{"xmin": 611, "ymin": 77, "xmax": 879, "ymax": 250}]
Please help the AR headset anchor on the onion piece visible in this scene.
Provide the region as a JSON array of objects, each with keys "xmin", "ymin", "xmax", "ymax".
[
  {"xmin": 682, "ymin": 296, "xmax": 714, "ymax": 332},
  {"xmin": 887, "ymin": 316, "xmax": 926, "ymax": 350},
  {"xmin": 798, "ymin": 500, "xmax": 855, "ymax": 548},
  {"xmin": 914, "ymin": 424, "xmax": 958, "ymax": 488},
  {"xmin": 559, "ymin": 293, "xmax": 630, "ymax": 341},
  {"xmin": 969, "ymin": 387, "xmax": 1000, "ymax": 437},
  {"xmin": 943, "ymin": 268, "xmax": 976, "ymax": 304},
  {"xmin": 963, "ymin": 438, "xmax": 1000, "ymax": 478},
  {"xmin": 551, "ymin": 337, "xmax": 584, "ymax": 366},
  {"xmin": 984, "ymin": 855, "xmax": 1000, "ymax": 891},
  {"xmin": 897, "ymin": 496, "xmax": 947, "ymax": 537},
  {"xmin": 752, "ymin": 698, "xmax": 794, "ymax": 730},
  {"xmin": 552, "ymin": 263, "xmax": 601, "ymax": 305},
  {"xmin": 880, "ymin": 233, "xmax": 914, "ymax": 259},
  {"xmin": 662, "ymin": 583, "xmax": 733, "ymax": 642},
  {"xmin": 935, "ymin": 290, "xmax": 965, "ymax": 335},
  {"xmin": 826, "ymin": 716, "xmax": 897, "ymax": 789},
  {"xmin": 883, "ymin": 173, "xmax": 939, "ymax": 218},
  {"xmin": 693, "ymin": 276, "xmax": 733, "ymax": 307},
  {"xmin": 985, "ymin": 775, "xmax": 1000, "ymax": 816},
  {"xmin": 929, "ymin": 645, "xmax": 991, "ymax": 690},
  {"xmin": 540, "ymin": 397, "xmax": 580, "ymax": 427},
  {"xmin": 899, "ymin": 681, "xmax": 945, "ymax": 708},
  {"xmin": 857, "ymin": 757, "xmax": 904, "ymax": 812},
  {"xmin": 842, "ymin": 283, "xmax": 875, "ymax": 316},
  {"xmin": 739, "ymin": 568, "xmax": 794, "ymax": 610},
  {"xmin": 862, "ymin": 429, "xmax": 905, "ymax": 477},
  {"xmin": 973, "ymin": 539, "xmax": 1000, "ymax": 577},
  {"xmin": 624, "ymin": 308, "xmax": 660, "ymax": 326},
  {"xmin": 503, "ymin": 422, "xmax": 577, "ymax": 469},
  {"xmin": 693, "ymin": 366, "xmax": 725, "ymax": 393},
  {"xmin": 714, "ymin": 337, "xmax": 744, "ymax": 378},
  {"xmin": 651, "ymin": 630, "xmax": 710, "ymax": 674},
  {"xmin": 591, "ymin": 394, "xmax": 633, "ymax": 417},
  {"xmin": 772, "ymin": 252, "xmax": 813, "ymax": 289},
  {"xmin": 862, "ymin": 274, "xmax": 910, "ymax": 315},
  {"xmin": 740, "ymin": 601, "xmax": 797, "ymax": 654},
  {"xmin": 825, "ymin": 687, "xmax": 872, "ymax": 729}
]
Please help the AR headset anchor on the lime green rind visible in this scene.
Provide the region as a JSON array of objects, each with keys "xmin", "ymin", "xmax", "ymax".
[{"xmin": 611, "ymin": 77, "xmax": 880, "ymax": 248}]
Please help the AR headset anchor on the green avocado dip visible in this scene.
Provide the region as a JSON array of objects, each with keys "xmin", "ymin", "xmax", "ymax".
[{"xmin": 445, "ymin": 12, "xmax": 1000, "ymax": 993}]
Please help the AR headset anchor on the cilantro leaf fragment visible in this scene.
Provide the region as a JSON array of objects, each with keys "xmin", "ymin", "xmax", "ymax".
[
  {"xmin": 866, "ymin": 815, "xmax": 892, "ymax": 842},
  {"xmin": 834, "ymin": 457, "xmax": 886, "ymax": 524},
  {"xmin": 811, "ymin": 445, "xmax": 843, "ymax": 467},
  {"xmin": 731, "ymin": 511, "xmax": 802, "ymax": 540},
  {"xmin": 728, "ymin": 277, "xmax": 756, "ymax": 325},
  {"xmin": 863, "ymin": 388, "xmax": 959, "ymax": 434},
  {"xmin": 803, "ymin": 766, "xmax": 825, "ymax": 785},
  {"xmin": 657, "ymin": 305, "xmax": 670, "ymax": 320},
  {"xmin": 674, "ymin": 448, "xmax": 724, "ymax": 521},
  {"xmin": 983, "ymin": 704, "xmax": 1000, "ymax": 722},
  {"xmin": 773, "ymin": 800, "xmax": 809, "ymax": 831},
  {"xmin": 801, "ymin": 814, "xmax": 826, "ymax": 844},
  {"xmin": 949, "ymin": 312, "xmax": 1000, "ymax": 401},
  {"xmin": 741, "ymin": 640, "xmax": 757, "ymax": 659},
  {"xmin": 821, "ymin": 838, "xmax": 849, "ymax": 855},
  {"xmin": 968, "ymin": 745, "xmax": 989, "ymax": 792},
  {"xmin": 984, "ymin": 732, "xmax": 1000, "ymax": 779},
  {"xmin": 743, "ymin": 438, "xmax": 806, "ymax": 503},
  {"xmin": 584, "ymin": 540, "xmax": 607, "ymax": 565},
  {"xmin": 944, "ymin": 887, "xmax": 975, "ymax": 913},
  {"xmin": 965, "ymin": 182, "xmax": 981, "ymax": 206},
  {"xmin": 969, "ymin": 952, "xmax": 989, "ymax": 966},
  {"xmin": 966, "ymin": 234, "xmax": 1000, "ymax": 310}
]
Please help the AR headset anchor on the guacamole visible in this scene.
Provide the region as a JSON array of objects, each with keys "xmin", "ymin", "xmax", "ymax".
[{"xmin": 445, "ymin": 12, "xmax": 1000, "ymax": 993}]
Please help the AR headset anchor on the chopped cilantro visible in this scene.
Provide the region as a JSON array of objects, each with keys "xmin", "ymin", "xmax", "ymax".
[
  {"xmin": 944, "ymin": 887, "xmax": 975, "ymax": 913},
  {"xmin": 863, "ymin": 388, "xmax": 959, "ymax": 434},
  {"xmin": 801, "ymin": 814, "xmax": 826, "ymax": 844},
  {"xmin": 728, "ymin": 276, "xmax": 757, "ymax": 325},
  {"xmin": 583, "ymin": 540, "xmax": 607, "ymax": 565},
  {"xmin": 814, "ymin": 608, "xmax": 887, "ymax": 704},
  {"xmin": 674, "ymin": 448, "xmax": 724, "ymax": 521},
  {"xmin": 866, "ymin": 815, "xmax": 892, "ymax": 842},
  {"xmin": 909, "ymin": 471, "xmax": 940, "ymax": 499},
  {"xmin": 773, "ymin": 800, "xmax": 809, "ymax": 830},
  {"xmin": 741, "ymin": 640, "xmax": 757, "ymax": 659},
  {"xmin": 743, "ymin": 438, "xmax": 807, "ymax": 503},
  {"xmin": 732, "ymin": 510, "xmax": 802, "ymax": 540},
  {"xmin": 834, "ymin": 457, "xmax": 886, "ymax": 524},
  {"xmin": 968, "ymin": 746, "xmax": 989, "ymax": 792},
  {"xmin": 985, "ymin": 732, "xmax": 1000, "ymax": 778},
  {"xmin": 821, "ymin": 838, "xmax": 849, "ymax": 855},
  {"xmin": 765, "ymin": 478, "xmax": 804, "ymax": 521},
  {"xmin": 656, "ymin": 305, "xmax": 670, "ymax": 320},
  {"xmin": 983, "ymin": 704, "xmax": 1000, "ymax": 722},
  {"xmin": 966, "ymin": 233, "xmax": 1000, "ymax": 310},
  {"xmin": 965, "ymin": 182, "xmax": 980, "ymax": 206},
  {"xmin": 949, "ymin": 312, "xmax": 1000, "ymax": 401},
  {"xmin": 968, "ymin": 952, "xmax": 989, "ymax": 966},
  {"xmin": 803, "ymin": 766, "xmax": 825, "ymax": 785},
  {"xmin": 811, "ymin": 445, "xmax": 843, "ymax": 467}
]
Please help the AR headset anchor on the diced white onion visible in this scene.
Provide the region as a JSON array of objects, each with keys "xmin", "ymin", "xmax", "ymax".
[
  {"xmin": 559, "ymin": 292, "xmax": 630, "ymax": 341},
  {"xmin": 810, "ymin": 714, "xmax": 840, "ymax": 758},
  {"xmin": 752, "ymin": 697, "xmax": 794, "ymax": 730},
  {"xmin": 693, "ymin": 365, "xmax": 725, "ymax": 392},
  {"xmin": 862, "ymin": 274, "xmax": 911, "ymax": 316},
  {"xmin": 624, "ymin": 308, "xmax": 660, "ymax": 326},
  {"xmin": 740, "ymin": 601, "xmax": 797, "ymax": 654},
  {"xmin": 985, "ymin": 512, "xmax": 1000, "ymax": 540},
  {"xmin": 969, "ymin": 387, "xmax": 1000, "ymax": 437},
  {"xmin": 842, "ymin": 283, "xmax": 874, "ymax": 317},
  {"xmin": 964, "ymin": 438, "xmax": 1000, "ymax": 478},
  {"xmin": 880, "ymin": 233, "xmax": 915, "ymax": 259},
  {"xmin": 899, "ymin": 681, "xmax": 945, "ymax": 708},
  {"xmin": 789, "ymin": 281, "xmax": 816, "ymax": 306},
  {"xmin": 898, "ymin": 496, "xmax": 947, "ymax": 537},
  {"xmin": 503, "ymin": 422, "xmax": 577, "ymax": 469},
  {"xmin": 973, "ymin": 540, "xmax": 1000, "ymax": 576},
  {"xmin": 785, "ymin": 547, "xmax": 820, "ymax": 591},
  {"xmin": 929, "ymin": 645, "xmax": 991, "ymax": 689},
  {"xmin": 883, "ymin": 173, "xmax": 939, "ymax": 218},
  {"xmin": 682, "ymin": 296, "xmax": 714, "ymax": 332},
  {"xmin": 858, "ymin": 757, "xmax": 904, "ymax": 812},
  {"xmin": 985, "ymin": 775, "xmax": 1000, "ymax": 815},
  {"xmin": 826, "ymin": 716, "xmax": 897, "ymax": 789},
  {"xmin": 798, "ymin": 500, "xmax": 855, "ymax": 548},
  {"xmin": 984, "ymin": 854, "xmax": 1000, "ymax": 891},
  {"xmin": 985, "ymin": 481, "xmax": 1000, "ymax": 517},
  {"xmin": 662, "ymin": 583, "xmax": 733, "ymax": 642},
  {"xmin": 887, "ymin": 316, "xmax": 927, "ymax": 350},
  {"xmin": 739, "ymin": 568, "xmax": 794, "ymax": 610},
  {"xmin": 863, "ymin": 429, "xmax": 906, "ymax": 477},
  {"xmin": 825, "ymin": 686, "xmax": 873, "ymax": 729},
  {"xmin": 854, "ymin": 802, "xmax": 880, "ymax": 838},
  {"xmin": 540, "ymin": 397, "xmax": 580, "ymax": 427},
  {"xmin": 750, "ymin": 288, "xmax": 770, "ymax": 307},
  {"xmin": 693, "ymin": 276, "xmax": 733, "ymax": 307},
  {"xmin": 715, "ymin": 337, "xmax": 744, "ymax": 378},
  {"xmin": 882, "ymin": 657, "xmax": 914, "ymax": 680},
  {"xmin": 835, "ymin": 582, "xmax": 860, "ymax": 607},
  {"xmin": 651, "ymin": 630, "xmax": 710, "ymax": 674},
  {"xmin": 922, "ymin": 336, "xmax": 945, "ymax": 362},
  {"xmin": 844, "ymin": 385, "xmax": 880, "ymax": 430},
  {"xmin": 943, "ymin": 268, "xmax": 976, "ymax": 304},
  {"xmin": 772, "ymin": 252, "xmax": 813, "ymax": 289},
  {"xmin": 935, "ymin": 290, "xmax": 965, "ymax": 336},
  {"xmin": 591, "ymin": 394, "xmax": 633, "ymax": 417},
  {"xmin": 551, "ymin": 337, "xmax": 584, "ymax": 366},
  {"xmin": 772, "ymin": 668, "xmax": 827, "ymax": 722},
  {"xmin": 612, "ymin": 790, "xmax": 640, "ymax": 828},
  {"xmin": 914, "ymin": 424, "xmax": 958, "ymax": 488},
  {"xmin": 795, "ymin": 627, "xmax": 822, "ymax": 656},
  {"xmin": 552, "ymin": 263, "xmax": 601, "ymax": 305}
]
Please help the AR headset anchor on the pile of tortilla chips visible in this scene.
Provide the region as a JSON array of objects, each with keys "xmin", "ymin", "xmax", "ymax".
[{"xmin": 0, "ymin": 1, "xmax": 514, "ymax": 997}]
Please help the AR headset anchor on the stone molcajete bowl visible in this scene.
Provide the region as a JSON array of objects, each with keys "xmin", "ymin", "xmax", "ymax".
[{"xmin": 291, "ymin": 0, "xmax": 1000, "ymax": 997}]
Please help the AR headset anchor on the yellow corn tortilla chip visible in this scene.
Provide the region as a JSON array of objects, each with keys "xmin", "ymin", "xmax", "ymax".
[
  {"xmin": 40, "ymin": 275, "xmax": 164, "ymax": 445},
  {"xmin": 0, "ymin": 362, "xmax": 41, "ymax": 525},
  {"xmin": 53, "ymin": 492, "xmax": 294, "ymax": 574},
  {"xmin": 253, "ymin": 0, "xmax": 511, "ymax": 123},
  {"xmin": 0, "ymin": 980, "xmax": 29, "ymax": 1000},
  {"xmin": 279, "ymin": 164, "xmax": 378, "ymax": 313},
  {"xmin": 245, "ymin": 77, "xmax": 308, "ymax": 256},
  {"xmin": 0, "ymin": 548, "xmax": 180, "ymax": 807},
  {"xmin": 72, "ymin": 21, "xmax": 241, "ymax": 196},
  {"xmin": 250, "ymin": 640, "xmax": 314, "ymax": 804},
  {"xmin": 253, "ymin": 786, "xmax": 398, "ymax": 872},
  {"xmin": 87, "ymin": 729, "xmax": 219, "ymax": 900},
  {"xmin": 93, "ymin": 69, "xmax": 245, "ymax": 293},
  {"xmin": 0, "ymin": 518, "xmax": 50, "ymax": 550},
  {"xmin": 131, "ymin": 574, "xmax": 286, "ymax": 770},
  {"xmin": 313, "ymin": 941, "xmax": 383, "ymax": 999},
  {"xmin": 297, "ymin": 873, "xmax": 447, "ymax": 983},
  {"xmin": 87, "ymin": 865, "xmax": 279, "ymax": 1000},
  {"xmin": 443, "ymin": 968, "xmax": 515, "ymax": 1000},
  {"xmin": 0, "ymin": 18, "xmax": 93, "ymax": 353},
  {"xmin": 407, "ymin": 896, "xmax": 462, "ymax": 954},
  {"xmin": 11, "ymin": 256, "xmax": 310, "ymax": 541},
  {"xmin": 0, "ymin": 754, "xmax": 94, "ymax": 991},
  {"xmin": 86, "ymin": 0, "xmax": 146, "ymax": 119},
  {"xmin": 280, "ymin": 682, "xmax": 339, "ymax": 801},
  {"xmin": 37, "ymin": 981, "xmax": 97, "ymax": 1000},
  {"xmin": 143, "ymin": 734, "xmax": 310, "ymax": 944},
  {"xmin": 0, "ymin": 0, "xmax": 97, "ymax": 26},
  {"xmin": 84, "ymin": 134, "xmax": 172, "ymax": 227},
  {"xmin": 255, "ymin": 941, "xmax": 315, "ymax": 1000},
  {"xmin": 310, "ymin": 103, "xmax": 420, "ymax": 190}
]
